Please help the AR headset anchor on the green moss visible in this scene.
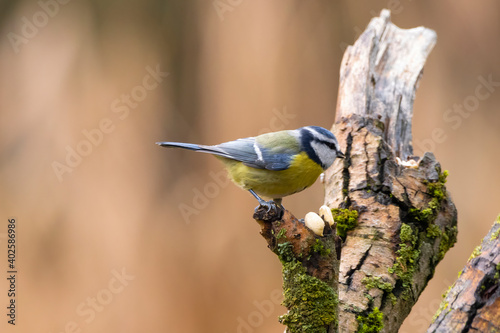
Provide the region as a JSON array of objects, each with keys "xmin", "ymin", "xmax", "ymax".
[
  {"xmin": 362, "ymin": 276, "xmax": 393, "ymax": 292},
  {"xmin": 388, "ymin": 223, "xmax": 420, "ymax": 300},
  {"xmin": 490, "ymin": 220, "xmax": 500, "ymax": 241},
  {"xmin": 277, "ymin": 242, "xmax": 296, "ymax": 263},
  {"xmin": 312, "ymin": 239, "xmax": 331, "ymax": 257},
  {"xmin": 276, "ymin": 242, "xmax": 337, "ymax": 333},
  {"xmin": 432, "ymin": 284, "xmax": 454, "ymax": 323},
  {"xmin": 408, "ymin": 171, "xmax": 446, "ymax": 223},
  {"xmin": 491, "ymin": 229, "xmax": 500, "ymax": 240},
  {"xmin": 441, "ymin": 285, "xmax": 452, "ymax": 299},
  {"xmin": 409, "ymin": 169, "xmax": 449, "ymax": 225},
  {"xmin": 490, "ymin": 216, "xmax": 500, "ymax": 240},
  {"xmin": 276, "ymin": 228, "xmax": 287, "ymax": 240},
  {"xmin": 432, "ymin": 301, "xmax": 449, "ymax": 323},
  {"xmin": 469, "ymin": 245, "xmax": 482, "ymax": 261},
  {"xmin": 332, "ymin": 208, "xmax": 359, "ymax": 239},
  {"xmin": 356, "ymin": 307, "xmax": 384, "ymax": 333},
  {"xmin": 362, "ymin": 276, "xmax": 396, "ymax": 305},
  {"xmin": 426, "ymin": 224, "xmax": 441, "ymax": 238},
  {"xmin": 409, "ymin": 207, "xmax": 434, "ymax": 224},
  {"xmin": 438, "ymin": 226, "xmax": 458, "ymax": 261},
  {"xmin": 428, "ymin": 170, "xmax": 448, "ymax": 201},
  {"xmin": 494, "ymin": 263, "xmax": 500, "ymax": 281},
  {"xmin": 408, "ymin": 169, "xmax": 456, "ymax": 262}
]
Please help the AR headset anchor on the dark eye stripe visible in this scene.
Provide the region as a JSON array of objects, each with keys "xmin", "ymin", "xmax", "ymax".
[{"xmin": 317, "ymin": 140, "xmax": 337, "ymax": 151}]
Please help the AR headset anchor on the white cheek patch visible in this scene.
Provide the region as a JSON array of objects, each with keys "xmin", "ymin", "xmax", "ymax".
[{"xmin": 311, "ymin": 141, "xmax": 336, "ymax": 168}]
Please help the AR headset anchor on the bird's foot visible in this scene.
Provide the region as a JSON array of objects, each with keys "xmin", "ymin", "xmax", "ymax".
[
  {"xmin": 249, "ymin": 190, "xmax": 284, "ymax": 221},
  {"xmin": 254, "ymin": 200, "xmax": 284, "ymax": 221}
]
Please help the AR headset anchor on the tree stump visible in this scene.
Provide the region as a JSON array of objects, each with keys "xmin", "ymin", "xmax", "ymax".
[
  {"xmin": 253, "ymin": 9, "xmax": 462, "ymax": 333},
  {"xmin": 323, "ymin": 10, "xmax": 457, "ymax": 332}
]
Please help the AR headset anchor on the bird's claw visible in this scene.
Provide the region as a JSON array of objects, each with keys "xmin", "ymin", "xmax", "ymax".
[
  {"xmin": 254, "ymin": 200, "xmax": 284, "ymax": 219},
  {"xmin": 249, "ymin": 190, "xmax": 284, "ymax": 220},
  {"xmin": 257, "ymin": 200, "xmax": 273, "ymax": 212}
]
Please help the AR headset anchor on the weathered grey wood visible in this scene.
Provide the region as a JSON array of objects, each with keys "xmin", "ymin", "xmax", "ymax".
[
  {"xmin": 336, "ymin": 9, "xmax": 436, "ymax": 160},
  {"xmin": 427, "ymin": 219, "xmax": 500, "ymax": 333},
  {"xmin": 324, "ymin": 10, "xmax": 458, "ymax": 333}
]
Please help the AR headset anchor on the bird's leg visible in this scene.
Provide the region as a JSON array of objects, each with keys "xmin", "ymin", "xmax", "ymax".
[
  {"xmin": 272, "ymin": 198, "xmax": 285, "ymax": 210},
  {"xmin": 248, "ymin": 190, "xmax": 283, "ymax": 216},
  {"xmin": 248, "ymin": 189, "xmax": 273, "ymax": 210}
]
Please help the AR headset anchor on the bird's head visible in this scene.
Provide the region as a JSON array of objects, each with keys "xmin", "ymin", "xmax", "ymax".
[{"xmin": 299, "ymin": 126, "xmax": 345, "ymax": 169}]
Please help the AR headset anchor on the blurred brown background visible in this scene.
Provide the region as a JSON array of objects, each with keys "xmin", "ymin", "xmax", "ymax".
[{"xmin": 0, "ymin": 1, "xmax": 499, "ymax": 332}]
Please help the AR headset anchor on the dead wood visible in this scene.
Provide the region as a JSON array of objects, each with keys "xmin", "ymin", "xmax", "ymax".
[
  {"xmin": 253, "ymin": 9, "xmax": 460, "ymax": 333},
  {"xmin": 324, "ymin": 9, "xmax": 457, "ymax": 333},
  {"xmin": 427, "ymin": 218, "xmax": 500, "ymax": 332}
]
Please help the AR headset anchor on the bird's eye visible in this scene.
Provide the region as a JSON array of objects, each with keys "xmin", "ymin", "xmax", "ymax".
[{"xmin": 322, "ymin": 141, "xmax": 337, "ymax": 151}]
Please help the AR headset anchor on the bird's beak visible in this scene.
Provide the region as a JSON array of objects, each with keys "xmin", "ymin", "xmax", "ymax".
[{"xmin": 337, "ymin": 151, "xmax": 346, "ymax": 159}]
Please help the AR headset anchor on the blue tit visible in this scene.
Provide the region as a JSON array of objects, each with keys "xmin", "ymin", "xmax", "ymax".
[{"xmin": 156, "ymin": 126, "xmax": 344, "ymax": 210}]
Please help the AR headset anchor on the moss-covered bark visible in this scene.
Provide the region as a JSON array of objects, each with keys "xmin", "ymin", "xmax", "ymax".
[
  {"xmin": 254, "ymin": 208, "xmax": 340, "ymax": 333},
  {"xmin": 323, "ymin": 10, "xmax": 457, "ymax": 333}
]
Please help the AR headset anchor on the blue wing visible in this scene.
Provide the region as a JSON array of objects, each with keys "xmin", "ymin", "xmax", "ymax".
[
  {"xmin": 157, "ymin": 130, "xmax": 300, "ymax": 171},
  {"xmin": 215, "ymin": 131, "xmax": 302, "ymax": 170}
]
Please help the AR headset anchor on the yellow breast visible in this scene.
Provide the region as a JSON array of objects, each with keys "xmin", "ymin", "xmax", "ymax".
[{"xmin": 216, "ymin": 152, "xmax": 324, "ymax": 199}]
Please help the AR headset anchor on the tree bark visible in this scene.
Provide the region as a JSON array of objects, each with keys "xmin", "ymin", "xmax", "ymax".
[
  {"xmin": 324, "ymin": 9, "xmax": 458, "ymax": 333},
  {"xmin": 253, "ymin": 9, "xmax": 461, "ymax": 333},
  {"xmin": 427, "ymin": 218, "xmax": 500, "ymax": 332},
  {"xmin": 254, "ymin": 207, "xmax": 341, "ymax": 333}
]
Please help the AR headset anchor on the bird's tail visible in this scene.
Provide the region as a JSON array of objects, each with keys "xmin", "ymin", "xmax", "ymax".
[
  {"xmin": 156, "ymin": 142, "xmax": 204, "ymax": 151},
  {"xmin": 156, "ymin": 142, "xmax": 233, "ymax": 158},
  {"xmin": 156, "ymin": 141, "xmax": 233, "ymax": 160}
]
